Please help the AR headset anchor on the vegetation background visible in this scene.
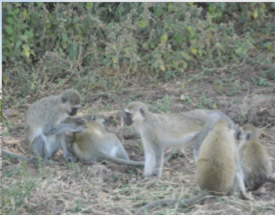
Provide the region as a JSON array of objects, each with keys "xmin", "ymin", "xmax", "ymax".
[{"xmin": 2, "ymin": 2, "xmax": 275, "ymax": 215}]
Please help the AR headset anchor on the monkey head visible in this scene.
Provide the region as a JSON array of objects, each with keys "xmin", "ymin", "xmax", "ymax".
[
  {"xmin": 124, "ymin": 102, "xmax": 147, "ymax": 126},
  {"xmin": 235, "ymin": 124, "xmax": 258, "ymax": 145},
  {"xmin": 60, "ymin": 89, "xmax": 82, "ymax": 116},
  {"xmin": 242, "ymin": 124, "xmax": 258, "ymax": 141},
  {"xmin": 87, "ymin": 115, "xmax": 106, "ymax": 127}
]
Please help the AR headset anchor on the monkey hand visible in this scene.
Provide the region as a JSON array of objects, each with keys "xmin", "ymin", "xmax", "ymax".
[
  {"xmin": 65, "ymin": 153, "xmax": 77, "ymax": 163},
  {"xmin": 73, "ymin": 125, "xmax": 86, "ymax": 133},
  {"xmin": 75, "ymin": 118, "xmax": 87, "ymax": 125}
]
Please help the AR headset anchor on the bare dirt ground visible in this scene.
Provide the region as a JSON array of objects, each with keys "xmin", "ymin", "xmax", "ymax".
[{"xmin": 2, "ymin": 65, "xmax": 275, "ymax": 215}]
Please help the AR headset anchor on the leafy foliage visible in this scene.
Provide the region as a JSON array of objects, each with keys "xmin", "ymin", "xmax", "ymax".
[{"xmin": 2, "ymin": 3, "xmax": 274, "ymax": 103}]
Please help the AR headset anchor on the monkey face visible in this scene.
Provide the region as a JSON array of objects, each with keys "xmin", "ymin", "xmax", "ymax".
[
  {"xmin": 86, "ymin": 115, "xmax": 106, "ymax": 127},
  {"xmin": 124, "ymin": 111, "xmax": 133, "ymax": 126},
  {"xmin": 69, "ymin": 107, "xmax": 78, "ymax": 116}
]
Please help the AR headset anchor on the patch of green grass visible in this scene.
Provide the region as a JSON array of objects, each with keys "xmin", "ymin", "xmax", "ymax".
[
  {"xmin": 198, "ymin": 93, "xmax": 216, "ymax": 109},
  {"xmin": 251, "ymin": 76, "xmax": 270, "ymax": 87},
  {"xmin": 2, "ymin": 165, "xmax": 37, "ymax": 215},
  {"xmin": 150, "ymin": 94, "xmax": 172, "ymax": 113}
]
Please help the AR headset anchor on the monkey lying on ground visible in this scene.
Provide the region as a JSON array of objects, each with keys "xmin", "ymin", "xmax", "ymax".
[
  {"xmin": 25, "ymin": 88, "xmax": 86, "ymax": 163},
  {"xmin": 124, "ymin": 101, "xmax": 239, "ymax": 178},
  {"xmin": 238, "ymin": 124, "xmax": 275, "ymax": 190},
  {"xmin": 72, "ymin": 115, "xmax": 144, "ymax": 166},
  {"xmin": 135, "ymin": 119, "xmax": 248, "ymax": 214}
]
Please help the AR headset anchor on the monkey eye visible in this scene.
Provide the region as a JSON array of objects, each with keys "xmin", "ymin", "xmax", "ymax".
[
  {"xmin": 126, "ymin": 112, "xmax": 132, "ymax": 117},
  {"xmin": 140, "ymin": 108, "xmax": 145, "ymax": 116},
  {"xmin": 62, "ymin": 96, "xmax": 68, "ymax": 103},
  {"xmin": 246, "ymin": 132, "xmax": 252, "ymax": 140}
]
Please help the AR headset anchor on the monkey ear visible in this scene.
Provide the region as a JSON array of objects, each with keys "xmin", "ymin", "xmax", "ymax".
[
  {"xmin": 140, "ymin": 107, "xmax": 145, "ymax": 117},
  {"xmin": 62, "ymin": 96, "xmax": 68, "ymax": 103}
]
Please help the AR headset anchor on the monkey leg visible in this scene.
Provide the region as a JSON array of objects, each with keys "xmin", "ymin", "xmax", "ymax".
[
  {"xmin": 234, "ymin": 167, "xmax": 249, "ymax": 200},
  {"xmin": 143, "ymin": 142, "xmax": 156, "ymax": 178},
  {"xmin": 115, "ymin": 138, "xmax": 130, "ymax": 160},
  {"xmin": 117, "ymin": 148, "xmax": 130, "ymax": 160},
  {"xmin": 247, "ymin": 174, "xmax": 275, "ymax": 190},
  {"xmin": 31, "ymin": 135, "xmax": 59, "ymax": 164},
  {"xmin": 31, "ymin": 135, "xmax": 48, "ymax": 158},
  {"xmin": 58, "ymin": 133, "xmax": 76, "ymax": 162},
  {"xmin": 151, "ymin": 144, "xmax": 164, "ymax": 178}
]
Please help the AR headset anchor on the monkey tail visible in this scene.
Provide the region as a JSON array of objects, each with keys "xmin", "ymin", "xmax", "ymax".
[
  {"xmin": 102, "ymin": 153, "xmax": 144, "ymax": 167},
  {"xmin": 135, "ymin": 191, "xmax": 210, "ymax": 215},
  {"xmin": 2, "ymin": 150, "xmax": 31, "ymax": 162},
  {"xmin": 135, "ymin": 199, "xmax": 178, "ymax": 215}
]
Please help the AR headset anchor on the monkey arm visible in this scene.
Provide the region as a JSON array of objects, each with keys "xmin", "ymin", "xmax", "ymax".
[
  {"xmin": 62, "ymin": 116, "xmax": 87, "ymax": 125},
  {"xmin": 44, "ymin": 123, "xmax": 85, "ymax": 136}
]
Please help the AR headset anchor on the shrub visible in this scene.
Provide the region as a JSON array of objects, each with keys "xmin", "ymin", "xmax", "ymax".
[{"xmin": 2, "ymin": 3, "xmax": 274, "ymax": 103}]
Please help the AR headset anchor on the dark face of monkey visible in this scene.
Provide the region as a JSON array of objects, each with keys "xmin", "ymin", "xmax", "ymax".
[
  {"xmin": 69, "ymin": 107, "xmax": 78, "ymax": 116},
  {"xmin": 124, "ymin": 112, "xmax": 133, "ymax": 126}
]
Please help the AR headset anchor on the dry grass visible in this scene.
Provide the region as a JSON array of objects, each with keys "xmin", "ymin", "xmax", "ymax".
[
  {"xmin": 2, "ymin": 66, "xmax": 275, "ymax": 215},
  {"xmin": 2, "ymin": 125, "xmax": 275, "ymax": 215}
]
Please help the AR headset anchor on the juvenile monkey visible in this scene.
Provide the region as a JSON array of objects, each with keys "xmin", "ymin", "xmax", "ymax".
[
  {"xmin": 72, "ymin": 115, "xmax": 144, "ymax": 166},
  {"xmin": 26, "ymin": 89, "xmax": 86, "ymax": 163},
  {"xmin": 238, "ymin": 124, "xmax": 275, "ymax": 190},
  {"xmin": 124, "ymin": 101, "xmax": 238, "ymax": 178},
  {"xmin": 135, "ymin": 120, "xmax": 248, "ymax": 214}
]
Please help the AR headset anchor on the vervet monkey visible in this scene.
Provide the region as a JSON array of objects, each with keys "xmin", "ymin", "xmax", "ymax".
[
  {"xmin": 124, "ymin": 101, "xmax": 238, "ymax": 178},
  {"xmin": 26, "ymin": 89, "xmax": 86, "ymax": 163},
  {"xmin": 135, "ymin": 120, "xmax": 248, "ymax": 214},
  {"xmin": 72, "ymin": 115, "xmax": 144, "ymax": 166},
  {"xmin": 238, "ymin": 124, "xmax": 275, "ymax": 190}
]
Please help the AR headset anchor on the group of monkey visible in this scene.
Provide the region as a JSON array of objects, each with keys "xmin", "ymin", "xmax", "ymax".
[{"xmin": 3, "ymin": 88, "xmax": 275, "ymax": 214}]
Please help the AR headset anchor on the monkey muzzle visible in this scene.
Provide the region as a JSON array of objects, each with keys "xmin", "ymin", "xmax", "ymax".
[
  {"xmin": 124, "ymin": 112, "xmax": 133, "ymax": 126},
  {"xmin": 69, "ymin": 107, "xmax": 78, "ymax": 116}
]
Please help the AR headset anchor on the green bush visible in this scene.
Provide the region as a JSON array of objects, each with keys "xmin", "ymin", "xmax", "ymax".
[{"xmin": 2, "ymin": 3, "xmax": 274, "ymax": 103}]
